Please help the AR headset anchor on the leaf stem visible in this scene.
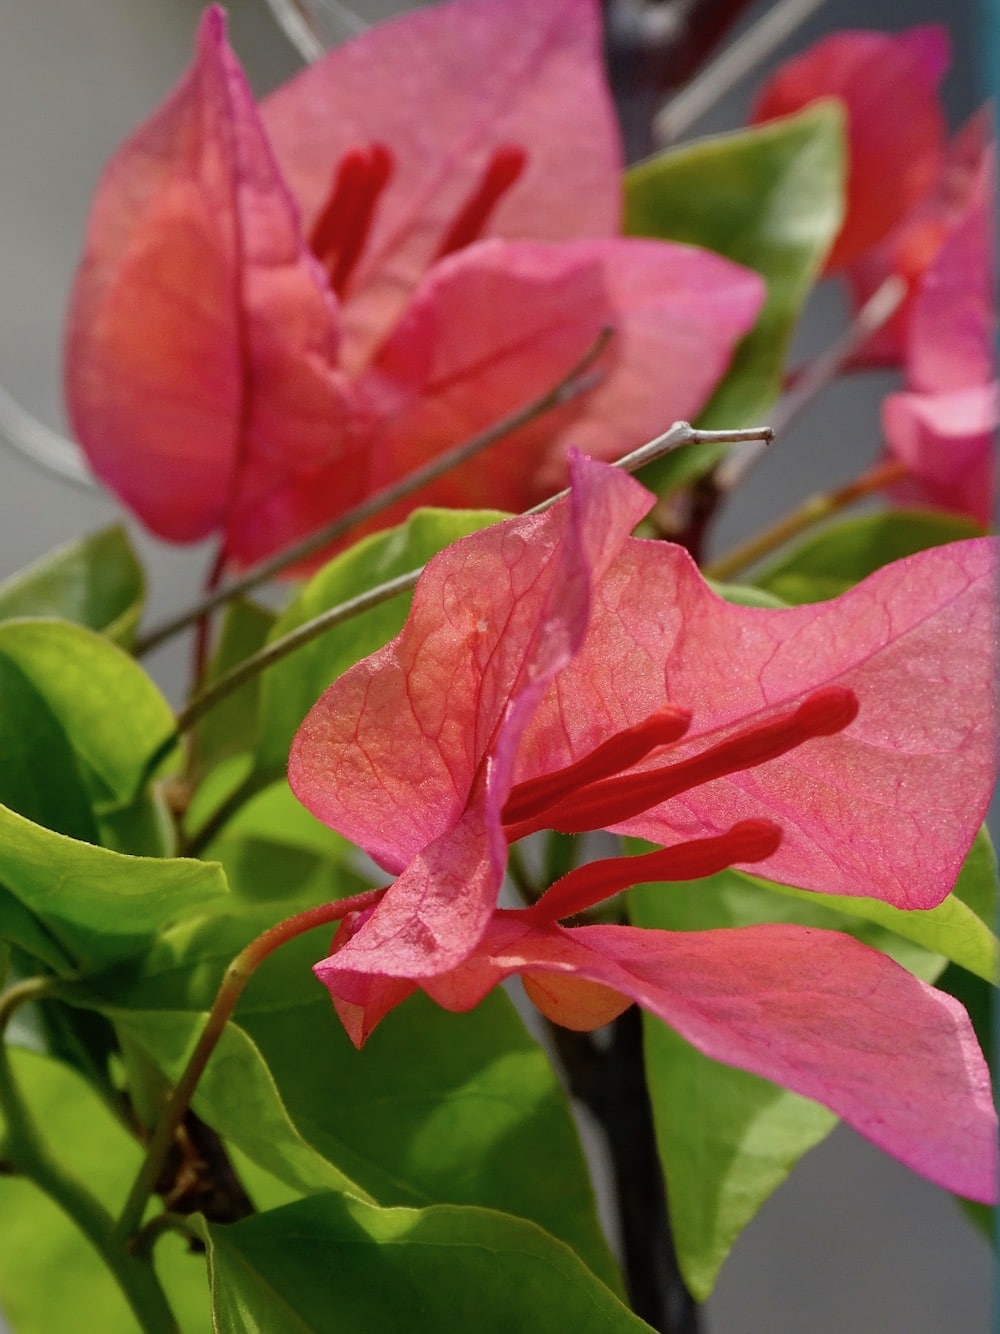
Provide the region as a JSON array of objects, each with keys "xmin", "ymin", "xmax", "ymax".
[
  {"xmin": 705, "ymin": 458, "xmax": 907, "ymax": 581},
  {"xmin": 0, "ymin": 976, "xmax": 55, "ymax": 1036},
  {"xmin": 0, "ymin": 1039, "xmax": 178, "ymax": 1332},
  {"xmin": 133, "ymin": 328, "xmax": 614, "ymax": 658},
  {"xmin": 167, "ymin": 422, "xmax": 771, "ymax": 741},
  {"xmin": 113, "ymin": 887, "xmax": 385, "ymax": 1245}
]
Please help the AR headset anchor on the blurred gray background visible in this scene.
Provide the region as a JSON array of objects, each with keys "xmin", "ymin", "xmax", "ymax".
[{"xmin": 0, "ymin": 1, "xmax": 992, "ymax": 1330}]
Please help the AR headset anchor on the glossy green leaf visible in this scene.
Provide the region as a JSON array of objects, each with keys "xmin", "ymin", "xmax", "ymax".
[
  {"xmin": 204, "ymin": 1193, "xmax": 649, "ymax": 1334},
  {"xmin": 0, "ymin": 654, "xmax": 97, "ymax": 841},
  {"xmin": 628, "ymin": 860, "xmax": 949, "ymax": 1300},
  {"xmin": 0, "ymin": 1047, "xmax": 211, "ymax": 1333},
  {"xmin": 624, "ymin": 104, "xmax": 845, "ymax": 489},
  {"xmin": 0, "ymin": 802, "xmax": 228, "ymax": 972},
  {"xmin": 753, "ymin": 509, "xmax": 983, "ymax": 604},
  {"xmin": 253, "ymin": 508, "xmax": 504, "ymax": 784},
  {"xmin": 0, "ymin": 620, "xmax": 175, "ymax": 809},
  {"xmin": 92, "ymin": 908, "xmax": 619, "ymax": 1290},
  {"xmin": 0, "ymin": 525, "xmax": 144, "ymax": 646}
]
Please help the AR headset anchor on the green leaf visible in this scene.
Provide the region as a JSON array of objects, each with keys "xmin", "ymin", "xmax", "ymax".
[
  {"xmin": 0, "ymin": 620, "xmax": 175, "ymax": 810},
  {"xmin": 624, "ymin": 103, "xmax": 845, "ymax": 490},
  {"xmin": 0, "ymin": 1047, "xmax": 211, "ymax": 1333},
  {"xmin": 709, "ymin": 580, "xmax": 787, "ymax": 610},
  {"xmin": 89, "ymin": 909, "xmax": 619, "ymax": 1290},
  {"xmin": 753, "ymin": 509, "xmax": 983, "ymax": 604},
  {"xmin": 0, "ymin": 525, "xmax": 144, "ymax": 646},
  {"xmin": 109, "ymin": 1007, "xmax": 368, "ymax": 1205},
  {"xmin": 0, "ymin": 803, "xmax": 228, "ymax": 972},
  {"xmin": 641, "ymin": 1015, "xmax": 836, "ymax": 1303},
  {"xmin": 253, "ymin": 508, "xmax": 504, "ymax": 784},
  {"xmin": 0, "ymin": 653, "xmax": 98, "ymax": 842},
  {"xmin": 628, "ymin": 860, "xmax": 949, "ymax": 1299},
  {"xmin": 204, "ymin": 1193, "xmax": 650, "ymax": 1334}
]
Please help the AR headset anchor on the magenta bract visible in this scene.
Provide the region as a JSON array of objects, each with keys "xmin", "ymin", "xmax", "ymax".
[
  {"xmin": 65, "ymin": 1, "xmax": 763, "ymax": 570},
  {"xmin": 290, "ymin": 457, "xmax": 997, "ymax": 1202}
]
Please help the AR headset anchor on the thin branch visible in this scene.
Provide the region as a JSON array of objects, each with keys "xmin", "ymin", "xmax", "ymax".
[
  {"xmin": 705, "ymin": 458, "xmax": 906, "ymax": 581},
  {"xmin": 653, "ymin": 0, "xmax": 830, "ymax": 145},
  {"xmin": 714, "ymin": 274, "xmax": 907, "ymax": 493},
  {"xmin": 0, "ymin": 977, "xmax": 57, "ymax": 1036},
  {"xmin": 133, "ymin": 328, "xmax": 614, "ymax": 657},
  {"xmin": 0, "ymin": 386, "xmax": 93, "ymax": 488},
  {"xmin": 170, "ymin": 421, "xmax": 772, "ymax": 739}
]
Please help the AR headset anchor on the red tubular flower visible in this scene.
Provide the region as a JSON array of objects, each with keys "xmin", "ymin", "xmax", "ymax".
[
  {"xmin": 64, "ymin": 1, "xmax": 763, "ymax": 571},
  {"xmin": 290, "ymin": 457, "xmax": 998, "ymax": 1202}
]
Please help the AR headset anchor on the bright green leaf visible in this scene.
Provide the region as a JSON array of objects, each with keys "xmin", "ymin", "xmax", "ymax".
[
  {"xmin": 0, "ymin": 654, "xmax": 98, "ymax": 842},
  {"xmin": 204, "ymin": 1192, "xmax": 650, "ymax": 1334},
  {"xmin": 0, "ymin": 803, "xmax": 228, "ymax": 971},
  {"xmin": 0, "ymin": 525, "xmax": 144, "ymax": 647},
  {"xmin": 0, "ymin": 620, "xmax": 175, "ymax": 809},
  {"xmin": 624, "ymin": 104, "xmax": 845, "ymax": 490},
  {"xmin": 109, "ymin": 1007, "xmax": 368, "ymax": 1205},
  {"xmin": 751, "ymin": 829, "xmax": 999, "ymax": 984},
  {"xmin": 753, "ymin": 509, "xmax": 983, "ymax": 604}
]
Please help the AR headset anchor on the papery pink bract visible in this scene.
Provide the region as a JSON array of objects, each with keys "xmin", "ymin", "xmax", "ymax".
[
  {"xmin": 290, "ymin": 455, "xmax": 998, "ymax": 985},
  {"xmin": 751, "ymin": 27, "xmax": 948, "ymax": 273},
  {"xmin": 353, "ymin": 916, "xmax": 995, "ymax": 1203},
  {"xmin": 292, "ymin": 457, "xmax": 998, "ymax": 1202},
  {"xmin": 878, "ymin": 131, "xmax": 998, "ymax": 524},
  {"xmin": 65, "ymin": 1, "xmax": 763, "ymax": 570}
]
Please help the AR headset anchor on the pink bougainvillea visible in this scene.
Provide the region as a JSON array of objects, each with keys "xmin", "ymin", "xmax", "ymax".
[
  {"xmin": 65, "ymin": 0, "xmax": 762, "ymax": 570},
  {"xmin": 289, "ymin": 456, "xmax": 998, "ymax": 1202},
  {"xmin": 751, "ymin": 26, "xmax": 949, "ymax": 273}
]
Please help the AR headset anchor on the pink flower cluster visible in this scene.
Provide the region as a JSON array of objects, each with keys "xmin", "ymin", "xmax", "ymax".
[
  {"xmin": 65, "ymin": 0, "xmax": 762, "ymax": 571},
  {"xmin": 290, "ymin": 456, "xmax": 998, "ymax": 1204},
  {"xmin": 753, "ymin": 28, "xmax": 997, "ymax": 524}
]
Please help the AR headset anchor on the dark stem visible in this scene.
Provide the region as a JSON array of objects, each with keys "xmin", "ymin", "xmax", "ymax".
[
  {"xmin": 552, "ymin": 1010, "xmax": 700, "ymax": 1332},
  {"xmin": 602, "ymin": 0, "xmax": 756, "ymax": 160}
]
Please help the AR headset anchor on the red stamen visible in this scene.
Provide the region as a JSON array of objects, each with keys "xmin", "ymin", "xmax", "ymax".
[
  {"xmin": 506, "ymin": 686, "xmax": 859, "ymax": 840},
  {"xmin": 527, "ymin": 819, "xmax": 782, "ymax": 923},
  {"xmin": 502, "ymin": 705, "xmax": 691, "ymax": 827},
  {"xmin": 308, "ymin": 143, "xmax": 393, "ymax": 296},
  {"xmin": 434, "ymin": 145, "xmax": 528, "ymax": 259}
]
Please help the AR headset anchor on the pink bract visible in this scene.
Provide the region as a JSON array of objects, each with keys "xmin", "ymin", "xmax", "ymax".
[
  {"xmin": 290, "ymin": 455, "xmax": 998, "ymax": 981},
  {"xmin": 291, "ymin": 457, "xmax": 998, "ymax": 1203},
  {"xmin": 65, "ymin": 1, "xmax": 763, "ymax": 570},
  {"xmin": 878, "ymin": 129, "xmax": 998, "ymax": 524},
  {"xmin": 751, "ymin": 27, "xmax": 949, "ymax": 273}
]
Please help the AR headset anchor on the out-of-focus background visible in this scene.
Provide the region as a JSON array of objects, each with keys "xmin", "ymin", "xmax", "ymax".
[{"xmin": 0, "ymin": 2, "xmax": 992, "ymax": 1330}]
